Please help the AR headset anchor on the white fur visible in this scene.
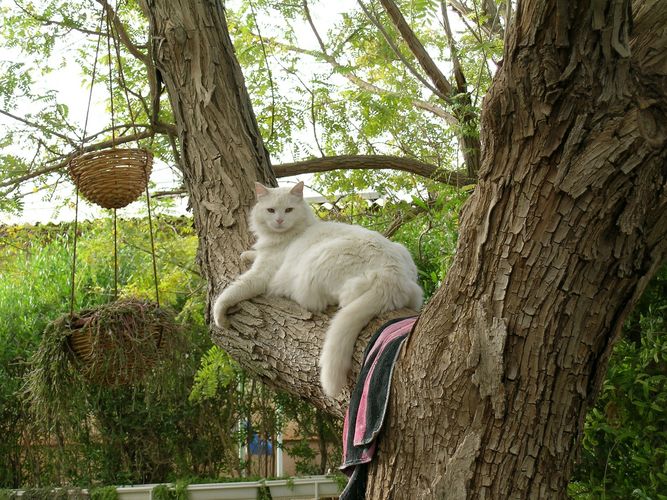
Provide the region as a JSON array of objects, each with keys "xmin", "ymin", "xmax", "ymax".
[{"xmin": 213, "ymin": 182, "xmax": 423, "ymax": 397}]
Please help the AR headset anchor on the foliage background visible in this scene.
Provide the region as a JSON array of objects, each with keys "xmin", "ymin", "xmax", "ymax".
[
  {"xmin": 0, "ymin": 0, "xmax": 665, "ymax": 497},
  {"xmin": 0, "ymin": 215, "xmax": 341, "ymax": 489}
]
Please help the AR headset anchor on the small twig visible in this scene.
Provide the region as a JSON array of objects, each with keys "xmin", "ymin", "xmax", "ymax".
[
  {"xmin": 151, "ymin": 187, "xmax": 187, "ymax": 199},
  {"xmin": 383, "ymin": 203, "xmax": 428, "ymax": 238},
  {"xmin": 0, "ymin": 109, "xmax": 77, "ymax": 146}
]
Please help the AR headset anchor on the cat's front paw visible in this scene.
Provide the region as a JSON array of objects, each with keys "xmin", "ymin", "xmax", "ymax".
[
  {"xmin": 318, "ymin": 353, "xmax": 350, "ymax": 398},
  {"xmin": 240, "ymin": 250, "xmax": 257, "ymax": 265},
  {"xmin": 212, "ymin": 295, "xmax": 231, "ymax": 328}
]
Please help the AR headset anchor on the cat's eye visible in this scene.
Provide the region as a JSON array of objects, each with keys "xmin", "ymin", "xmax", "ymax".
[
  {"xmin": 285, "ymin": 208, "xmax": 294, "ymax": 213},
  {"xmin": 267, "ymin": 208, "xmax": 275, "ymax": 213}
]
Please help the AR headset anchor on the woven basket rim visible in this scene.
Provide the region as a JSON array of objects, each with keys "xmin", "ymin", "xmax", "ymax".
[
  {"xmin": 68, "ymin": 147, "xmax": 154, "ymax": 209},
  {"xmin": 69, "ymin": 146, "xmax": 153, "ymax": 168}
]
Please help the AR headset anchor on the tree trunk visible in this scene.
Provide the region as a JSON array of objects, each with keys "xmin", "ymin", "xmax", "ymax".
[
  {"xmin": 142, "ymin": 0, "xmax": 667, "ymax": 497},
  {"xmin": 140, "ymin": 0, "xmax": 275, "ymax": 290},
  {"xmin": 366, "ymin": 1, "xmax": 667, "ymax": 497}
]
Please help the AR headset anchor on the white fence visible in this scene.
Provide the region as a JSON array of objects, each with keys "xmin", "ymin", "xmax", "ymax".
[{"xmin": 11, "ymin": 475, "xmax": 342, "ymax": 500}]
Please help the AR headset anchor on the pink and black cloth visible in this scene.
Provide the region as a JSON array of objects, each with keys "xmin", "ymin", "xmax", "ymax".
[{"xmin": 339, "ymin": 316, "xmax": 418, "ymax": 500}]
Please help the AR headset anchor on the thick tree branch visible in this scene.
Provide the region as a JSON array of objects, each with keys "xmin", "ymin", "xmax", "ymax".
[
  {"xmin": 274, "ymin": 155, "xmax": 475, "ymax": 186},
  {"xmin": 441, "ymin": 1, "xmax": 468, "ymax": 93},
  {"xmin": 292, "ymin": 8, "xmax": 458, "ymax": 125},
  {"xmin": 378, "ymin": 0, "xmax": 453, "ymax": 99},
  {"xmin": 356, "ymin": 0, "xmax": 447, "ymax": 100},
  {"xmin": 96, "ymin": 0, "xmax": 149, "ymax": 64},
  {"xmin": 148, "ymin": 154, "xmax": 475, "ymax": 198},
  {"xmin": 376, "ymin": 0, "xmax": 481, "ymax": 177},
  {"xmin": 212, "ymin": 300, "xmax": 415, "ymax": 417}
]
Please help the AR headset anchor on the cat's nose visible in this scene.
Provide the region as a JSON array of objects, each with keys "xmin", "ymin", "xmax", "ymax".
[{"xmin": 276, "ymin": 218, "xmax": 284, "ymax": 224}]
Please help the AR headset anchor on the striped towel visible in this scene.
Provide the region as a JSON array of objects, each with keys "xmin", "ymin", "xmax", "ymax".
[{"xmin": 339, "ymin": 316, "xmax": 418, "ymax": 500}]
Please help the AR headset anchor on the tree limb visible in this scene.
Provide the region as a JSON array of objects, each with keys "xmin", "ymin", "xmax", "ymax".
[
  {"xmin": 148, "ymin": 155, "xmax": 475, "ymax": 197},
  {"xmin": 378, "ymin": 0, "xmax": 453, "ymax": 99},
  {"xmin": 274, "ymin": 155, "xmax": 475, "ymax": 186},
  {"xmin": 383, "ymin": 203, "xmax": 428, "ymax": 238},
  {"xmin": 441, "ymin": 1, "xmax": 468, "ymax": 93},
  {"xmin": 356, "ymin": 0, "xmax": 447, "ymax": 101},
  {"xmin": 96, "ymin": 0, "xmax": 149, "ymax": 64},
  {"xmin": 378, "ymin": 0, "xmax": 481, "ymax": 177},
  {"xmin": 448, "ymin": 0, "xmax": 505, "ymax": 40},
  {"xmin": 278, "ymin": 49, "xmax": 455, "ymax": 123},
  {"xmin": 151, "ymin": 187, "xmax": 187, "ymax": 198},
  {"xmin": 0, "ymin": 109, "xmax": 77, "ymax": 147},
  {"xmin": 253, "ymin": 33, "xmax": 455, "ymax": 121},
  {"xmin": 291, "ymin": 7, "xmax": 458, "ymax": 125},
  {"xmin": 213, "ymin": 299, "xmax": 416, "ymax": 417}
]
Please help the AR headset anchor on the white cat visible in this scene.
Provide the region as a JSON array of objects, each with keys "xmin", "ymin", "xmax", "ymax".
[{"xmin": 213, "ymin": 181, "xmax": 423, "ymax": 397}]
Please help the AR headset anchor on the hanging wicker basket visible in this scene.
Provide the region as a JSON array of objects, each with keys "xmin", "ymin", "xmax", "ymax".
[
  {"xmin": 63, "ymin": 299, "xmax": 178, "ymax": 386},
  {"xmin": 68, "ymin": 148, "xmax": 153, "ymax": 209}
]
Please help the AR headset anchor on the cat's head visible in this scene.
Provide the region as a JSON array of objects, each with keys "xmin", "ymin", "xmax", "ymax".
[{"xmin": 250, "ymin": 181, "xmax": 313, "ymax": 237}]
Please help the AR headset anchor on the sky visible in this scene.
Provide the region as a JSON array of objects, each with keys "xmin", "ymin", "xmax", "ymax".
[
  {"xmin": 0, "ymin": 0, "xmax": 459, "ymax": 225},
  {"xmin": 0, "ymin": 0, "xmax": 363, "ymax": 225}
]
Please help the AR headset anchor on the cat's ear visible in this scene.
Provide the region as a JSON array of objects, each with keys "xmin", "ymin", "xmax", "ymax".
[
  {"xmin": 290, "ymin": 181, "xmax": 304, "ymax": 198},
  {"xmin": 255, "ymin": 182, "xmax": 270, "ymax": 198}
]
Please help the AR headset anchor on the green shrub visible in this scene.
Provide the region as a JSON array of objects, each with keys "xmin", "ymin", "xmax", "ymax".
[{"xmin": 571, "ymin": 266, "xmax": 667, "ymax": 499}]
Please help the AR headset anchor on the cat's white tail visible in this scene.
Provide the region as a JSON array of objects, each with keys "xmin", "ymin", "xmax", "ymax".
[{"xmin": 318, "ymin": 285, "xmax": 388, "ymax": 398}]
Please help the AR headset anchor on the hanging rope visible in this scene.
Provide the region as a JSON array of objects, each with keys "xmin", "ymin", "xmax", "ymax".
[
  {"xmin": 69, "ymin": 7, "xmax": 106, "ymax": 316},
  {"xmin": 110, "ymin": 2, "xmax": 160, "ymax": 306},
  {"xmin": 69, "ymin": 189, "xmax": 80, "ymax": 317},
  {"xmin": 113, "ymin": 208, "xmax": 118, "ymax": 300},
  {"xmin": 69, "ymin": 1, "xmax": 160, "ymax": 312},
  {"xmin": 106, "ymin": 8, "xmax": 116, "ymax": 148},
  {"xmin": 80, "ymin": 8, "xmax": 105, "ymax": 151},
  {"xmin": 144, "ymin": 171, "xmax": 160, "ymax": 307},
  {"xmin": 110, "ymin": 2, "xmax": 140, "ymax": 140}
]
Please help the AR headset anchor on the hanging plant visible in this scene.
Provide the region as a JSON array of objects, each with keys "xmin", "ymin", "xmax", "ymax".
[
  {"xmin": 22, "ymin": 1, "xmax": 184, "ymax": 432},
  {"xmin": 25, "ymin": 299, "xmax": 186, "ymax": 429}
]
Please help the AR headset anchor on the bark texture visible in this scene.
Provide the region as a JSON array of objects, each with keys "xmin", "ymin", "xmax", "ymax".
[
  {"xmin": 142, "ymin": 0, "xmax": 667, "ymax": 498},
  {"xmin": 366, "ymin": 0, "xmax": 667, "ymax": 497},
  {"xmin": 141, "ymin": 0, "xmax": 275, "ymax": 293}
]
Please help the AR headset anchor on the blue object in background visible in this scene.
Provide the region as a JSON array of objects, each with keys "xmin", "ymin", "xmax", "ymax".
[{"xmin": 249, "ymin": 433, "xmax": 273, "ymax": 456}]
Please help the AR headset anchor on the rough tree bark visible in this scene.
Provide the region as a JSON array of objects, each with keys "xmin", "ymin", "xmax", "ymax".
[
  {"xmin": 142, "ymin": 0, "xmax": 667, "ymax": 497},
  {"xmin": 365, "ymin": 1, "xmax": 667, "ymax": 497}
]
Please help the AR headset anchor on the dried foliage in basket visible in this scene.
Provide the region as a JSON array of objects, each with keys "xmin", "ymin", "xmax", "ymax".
[
  {"xmin": 68, "ymin": 148, "xmax": 153, "ymax": 209},
  {"xmin": 25, "ymin": 299, "xmax": 185, "ymax": 428},
  {"xmin": 66, "ymin": 299, "xmax": 177, "ymax": 384}
]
